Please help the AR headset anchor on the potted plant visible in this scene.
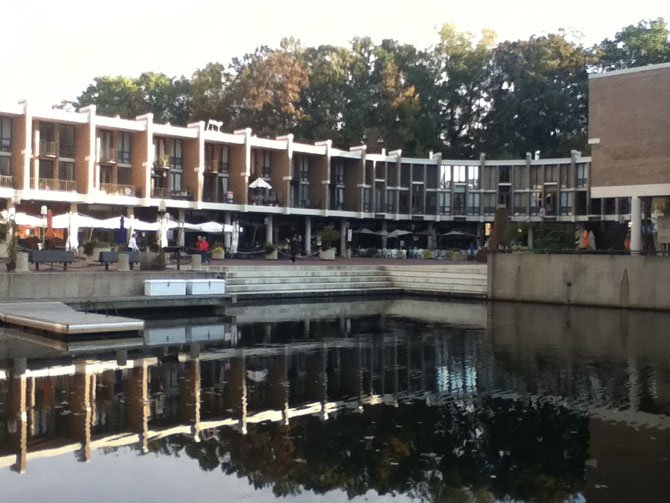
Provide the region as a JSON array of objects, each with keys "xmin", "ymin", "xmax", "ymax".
[
  {"xmin": 211, "ymin": 241, "xmax": 225, "ymax": 260},
  {"xmin": 264, "ymin": 243, "xmax": 278, "ymax": 260},
  {"xmin": 318, "ymin": 224, "xmax": 340, "ymax": 261}
]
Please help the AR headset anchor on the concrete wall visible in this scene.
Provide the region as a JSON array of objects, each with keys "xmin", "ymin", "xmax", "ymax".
[
  {"xmin": 488, "ymin": 253, "xmax": 670, "ymax": 310},
  {"xmin": 0, "ymin": 271, "xmax": 217, "ymax": 302}
]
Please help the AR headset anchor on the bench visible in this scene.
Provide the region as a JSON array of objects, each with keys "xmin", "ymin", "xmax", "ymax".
[
  {"xmin": 98, "ymin": 251, "xmax": 141, "ymax": 270},
  {"xmin": 29, "ymin": 250, "xmax": 76, "ymax": 270}
]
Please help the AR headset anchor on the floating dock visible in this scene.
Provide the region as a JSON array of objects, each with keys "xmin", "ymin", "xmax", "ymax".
[{"xmin": 0, "ymin": 302, "xmax": 144, "ymax": 335}]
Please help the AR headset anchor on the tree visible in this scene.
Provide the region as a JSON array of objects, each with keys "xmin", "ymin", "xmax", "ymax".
[
  {"xmin": 597, "ymin": 17, "xmax": 670, "ymax": 71},
  {"xmin": 75, "ymin": 76, "xmax": 143, "ymax": 118},
  {"xmin": 483, "ymin": 33, "xmax": 594, "ymax": 158}
]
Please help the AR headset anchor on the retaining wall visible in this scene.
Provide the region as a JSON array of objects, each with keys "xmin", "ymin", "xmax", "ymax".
[{"xmin": 488, "ymin": 253, "xmax": 670, "ymax": 310}]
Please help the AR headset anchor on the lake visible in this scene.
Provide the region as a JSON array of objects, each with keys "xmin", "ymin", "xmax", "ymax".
[{"xmin": 1, "ymin": 298, "xmax": 668, "ymax": 502}]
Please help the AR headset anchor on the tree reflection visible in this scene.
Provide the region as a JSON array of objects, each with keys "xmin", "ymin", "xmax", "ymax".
[{"xmin": 145, "ymin": 397, "xmax": 587, "ymax": 500}]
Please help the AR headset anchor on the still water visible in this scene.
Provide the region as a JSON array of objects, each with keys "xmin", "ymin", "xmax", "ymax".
[{"xmin": 0, "ymin": 298, "xmax": 669, "ymax": 502}]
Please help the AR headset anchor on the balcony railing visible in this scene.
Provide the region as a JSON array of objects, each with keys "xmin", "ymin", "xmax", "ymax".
[
  {"xmin": 152, "ymin": 186, "xmax": 171, "ymax": 199},
  {"xmin": 34, "ymin": 178, "xmax": 77, "ymax": 192},
  {"xmin": 0, "ymin": 175, "xmax": 14, "ymax": 188},
  {"xmin": 100, "ymin": 147, "xmax": 117, "ymax": 163},
  {"xmin": 101, "ymin": 182, "xmax": 135, "ymax": 197},
  {"xmin": 39, "ymin": 141, "xmax": 57, "ymax": 157}
]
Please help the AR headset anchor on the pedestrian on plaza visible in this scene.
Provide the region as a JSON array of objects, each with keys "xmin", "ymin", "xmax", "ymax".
[{"xmin": 128, "ymin": 232, "xmax": 139, "ymax": 252}]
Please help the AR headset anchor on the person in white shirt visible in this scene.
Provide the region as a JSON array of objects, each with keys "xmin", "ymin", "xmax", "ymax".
[{"xmin": 128, "ymin": 232, "xmax": 139, "ymax": 252}]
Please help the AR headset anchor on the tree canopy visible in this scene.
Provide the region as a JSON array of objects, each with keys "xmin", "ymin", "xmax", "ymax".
[{"xmin": 65, "ymin": 18, "xmax": 670, "ymax": 158}]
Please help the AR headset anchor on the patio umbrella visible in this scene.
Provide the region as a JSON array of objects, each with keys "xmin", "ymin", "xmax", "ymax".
[
  {"xmin": 388, "ymin": 229, "xmax": 412, "ymax": 238},
  {"xmin": 442, "ymin": 230, "xmax": 477, "ymax": 238},
  {"xmin": 354, "ymin": 228, "xmax": 378, "ymax": 235},
  {"xmin": 159, "ymin": 215, "xmax": 168, "ymax": 248},
  {"xmin": 117, "ymin": 216, "xmax": 127, "ymax": 245},
  {"xmin": 249, "ymin": 177, "xmax": 272, "ymax": 190}
]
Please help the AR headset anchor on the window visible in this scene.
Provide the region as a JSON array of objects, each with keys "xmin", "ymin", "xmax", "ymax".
[
  {"xmin": 118, "ymin": 132, "xmax": 131, "ymax": 164},
  {"xmin": 560, "ymin": 192, "xmax": 574, "ymax": 216},
  {"xmin": 299, "ymin": 156, "xmax": 309, "ymax": 182},
  {"xmin": 426, "ymin": 192, "xmax": 437, "ymax": 214},
  {"xmin": 39, "ymin": 160, "xmax": 53, "ymax": 179},
  {"xmin": 170, "ymin": 171, "xmax": 182, "ymax": 192},
  {"xmin": 467, "ymin": 166, "xmax": 479, "ymax": 189},
  {"xmin": 100, "ymin": 130, "xmax": 114, "ymax": 162},
  {"xmin": 513, "ymin": 165, "xmax": 526, "ymax": 189},
  {"xmin": 513, "ymin": 193, "xmax": 528, "ymax": 216},
  {"xmin": 170, "ymin": 139, "xmax": 182, "ymax": 170},
  {"xmin": 498, "ymin": 166, "xmax": 510, "ymax": 183},
  {"xmin": 219, "ymin": 145, "xmax": 230, "ymax": 174},
  {"xmin": 559, "ymin": 164, "xmax": 573, "ymax": 189},
  {"xmin": 467, "ymin": 193, "xmax": 480, "ymax": 216},
  {"xmin": 544, "ymin": 164, "xmax": 558, "ymax": 183},
  {"xmin": 334, "ymin": 160, "xmax": 345, "ymax": 185},
  {"xmin": 412, "ymin": 164, "xmax": 424, "ymax": 182},
  {"xmin": 530, "ymin": 191, "xmax": 542, "ymax": 215},
  {"xmin": 576, "ymin": 163, "xmax": 587, "ymax": 188},
  {"xmin": 411, "ymin": 184, "xmax": 424, "ymax": 213},
  {"xmin": 498, "ymin": 185, "xmax": 510, "ymax": 209},
  {"xmin": 334, "ymin": 187, "xmax": 344, "ymax": 209},
  {"xmin": 255, "ymin": 150, "xmax": 272, "ymax": 178},
  {"xmin": 100, "ymin": 165, "xmax": 113, "ymax": 184},
  {"xmin": 483, "ymin": 194, "xmax": 496, "ymax": 215},
  {"xmin": 482, "ymin": 166, "xmax": 496, "ymax": 190},
  {"xmin": 438, "ymin": 192, "xmax": 451, "ymax": 215},
  {"xmin": 58, "ymin": 161, "xmax": 74, "ymax": 180},
  {"xmin": 40, "ymin": 123, "xmax": 54, "ymax": 141},
  {"xmin": 439, "ymin": 165, "xmax": 452, "ymax": 189},
  {"xmin": 0, "ymin": 117, "xmax": 11, "ymax": 152},
  {"xmin": 530, "ymin": 166, "xmax": 542, "ymax": 189},
  {"xmin": 375, "ymin": 187, "xmax": 384, "ymax": 212},
  {"xmin": 399, "ymin": 190, "xmax": 409, "ymax": 213},
  {"xmin": 59, "ymin": 124, "xmax": 75, "ymax": 158},
  {"xmin": 400, "ymin": 164, "xmax": 411, "ymax": 187},
  {"xmin": 363, "ymin": 188, "xmax": 371, "ymax": 212},
  {"xmin": 453, "ymin": 186, "xmax": 465, "ymax": 215},
  {"xmin": 386, "ymin": 190, "xmax": 395, "ymax": 212},
  {"xmin": 453, "ymin": 165, "xmax": 466, "ymax": 183},
  {"xmin": 0, "ymin": 156, "xmax": 11, "ymax": 176},
  {"xmin": 425, "ymin": 165, "xmax": 438, "ymax": 189}
]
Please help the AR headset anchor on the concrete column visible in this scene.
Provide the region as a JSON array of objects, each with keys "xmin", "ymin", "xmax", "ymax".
[
  {"xmin": 70, "ymin": 370, "xmax": 92, "ymax": 462},
  {"xmin": 118, "ymin": 253, "xmax": 130, "ymax": 271},
  {"xmin": 265, "ymin": 215, "xmax": 273, "ymax": 245},
  {"xmin": 224, "ymin": 213, "xmax": 232, "ymax": 249},
  {"xmin": 631, "ymin": 196, "xmax": 642, "ymax": 254},
  {"xmin": 127, "ymin": 362, "xmax": 149, "ymax": 451},
  {"xmin": 225, "ymin": 356, "xmax": 247, "ymax": 434},
  {"xmin": 178, "ymin": 359, "xmax": 201, "ymax": 437},
  {"xmin": 381, "ymin": 220, "xmax": 388, "ymax": 248},
  {"xmin": 527, "ymin": 226, "xmax": 534, "ymax": 250},
  {"xmin": 427, "ymin": 222, "xmax": 435, "ymax": 250},
  {"xmin": 16, "ymin": 252, "xmax": 29, "ymax": 272},
  {"xmin": 268, "ymin": 349, "xmax": 289, "ymax": 425},
  {"xmin": 8, "ymin": 373, "xmax": 27, "ymax": 473},
  {"xmin": 340, "ymin": 219, "xmax": 347, "ymax": 257},
  {"xmin": 304, "ymin": 217, "xmax": 311, "ymax": 254}
]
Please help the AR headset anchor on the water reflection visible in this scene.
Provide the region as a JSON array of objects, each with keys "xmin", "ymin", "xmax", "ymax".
[{"xmin": 0, "ymin": 298, "xmax": 669, "ymax": 502}]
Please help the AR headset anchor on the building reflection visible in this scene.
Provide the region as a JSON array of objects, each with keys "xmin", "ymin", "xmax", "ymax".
[{"xmin": 0, "ymin": 299, "xmax": 669, "ymax": 500}]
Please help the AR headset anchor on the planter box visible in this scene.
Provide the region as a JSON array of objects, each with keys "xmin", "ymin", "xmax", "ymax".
[
  {"xmin": 186, "ymin": 279, "xmax": 226, "ymax": 295},
  {"xmin": 319, "ymin": 248, "xmax": 336, "ymax": 260},
  {"xmin": 86, "ymin": 247, "xmax": 112, "ymax": 265},
  {"xmin": 265, "ymin": 249, "xmax": 278, "ymax": 260},
  {"xmin": 144, "ymin": 279, "xmax": 187, "ymax": 296},
  {"xmin": 212, "ymin": 250, "xmax": 225, "ymax": 260}
]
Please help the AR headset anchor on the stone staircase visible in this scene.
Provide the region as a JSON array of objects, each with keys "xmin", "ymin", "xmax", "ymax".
[
  {"xmin": 220, "ymin": 265, "xmax": 398, "ymax": 298},
  {"xmin": 214, "ymin": 263, "xmax": 488, "ymax": 299}
]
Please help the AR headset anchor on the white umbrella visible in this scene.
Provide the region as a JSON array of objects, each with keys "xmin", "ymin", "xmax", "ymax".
[
  {"xmin": 388, "ymin": 229, "xmax": 412, "ymax": 238},
  {"xmin": 159, "ymin": 216, "xmax": 168, "ymax": 248},
  {"xmin": 8, "ymin": 212, "xmax": 44, "ymax": 227},
  {"xmin": 354, "ymin": 228, "xmax": 378, "ymax": 235},
  {"xmin": 67, "ymin": 212, "xmax": 79, "ymax": 251},
  {"xmin": 249, "ymin": 177, "xmax": 272, "ymax": 190}
]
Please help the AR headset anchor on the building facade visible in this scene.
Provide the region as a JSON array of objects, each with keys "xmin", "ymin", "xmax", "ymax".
[{"xmin": 0, "ymin": 101, "xmax": 611, "ymax": 253}]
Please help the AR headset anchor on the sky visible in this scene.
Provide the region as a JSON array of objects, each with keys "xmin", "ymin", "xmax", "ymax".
[{"xmin": 1, "ymin": 0, "xmax": 668, "ymax": 108}]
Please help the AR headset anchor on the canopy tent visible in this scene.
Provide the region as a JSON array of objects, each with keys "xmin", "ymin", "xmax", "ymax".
[
  {"xmin": 182, "ymin": 221, "xmax": 234, "ymax": 233},
  {"xmin": 0, "ymin": 211, "xmax": 45, "ymax": 227},
  {"xmin": 354, "ymin": 228, "xmax": 379, "ymax": 235},
  {"xmin": 442, "ymin": 230, "xmax": 477, "ymax": 238},
  {"xmin": 388, "ymin": 229, "xmax": 412, "ymax": 238}
]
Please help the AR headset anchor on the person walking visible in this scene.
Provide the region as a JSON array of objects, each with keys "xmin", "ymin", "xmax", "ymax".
[{"xmin": 128, "ymin": 232, "xmax": 139, "ymax": 252}]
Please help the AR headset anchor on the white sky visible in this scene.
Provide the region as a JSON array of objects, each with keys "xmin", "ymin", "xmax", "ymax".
[{"xmin": 2, "ymin": 0, "xmax": 668, "ymax": 108}]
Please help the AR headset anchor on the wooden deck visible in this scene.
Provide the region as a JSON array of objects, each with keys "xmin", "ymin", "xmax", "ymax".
[{"xmin": 0, "ymin": 302, "xmax": 144, "ymax": 335}]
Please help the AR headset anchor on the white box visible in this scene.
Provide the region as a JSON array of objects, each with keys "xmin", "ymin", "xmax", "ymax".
[
  {"xmin": 144, "ymin": 279, "xmax": 187, "ymax": 296},
  {"xmin": 186, "ymin": 279, "xmax": 226, "ymax": 295}
]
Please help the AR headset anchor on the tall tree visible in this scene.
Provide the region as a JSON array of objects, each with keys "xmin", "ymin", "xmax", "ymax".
[
  {"xmin": 597, "ymin": 17, "xmax": 670, "ymax": 71},
  {"xmin": 483, "ymin": 33, "xmax": 593, "ymax": 158},
  {"xmin": 75, "ymin": 76, "xmax": 143, "ymax": 118}
]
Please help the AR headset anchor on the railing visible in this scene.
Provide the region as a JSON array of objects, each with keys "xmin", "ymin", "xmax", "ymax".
[
  {"xmin": 0, "ymin": 175, "xmax": 14, "ymax": 188},
  {"xmin": 151, "ymin": 186, "xmax": 171, "ymax": 199},
  {"xmin": 39, "ymin": 140, "xmax": 57, "ymax": 157},
  {"xmin": 100, "ymin": 147, "xmax": 117, "ymax": 163},
  {"xmin": 101, "ymin": 183, "xmax": 135, "ymax": 196},
  {"xmin": 35, "ymin": 178, "xmax": 77, "ymax": 191}
]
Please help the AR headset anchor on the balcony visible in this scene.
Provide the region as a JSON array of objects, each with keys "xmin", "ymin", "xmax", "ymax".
[
  {"xmin": 152, "ymin": 186, "xmax": 171, "ymax": 199},
  {"xmin": 100, "ymin": 147, "xmax": 117, "ymax": 164},
  {"xmin": 34, "ymin": 178, "xmax": 77, "ymax": 192},
  {"xmin": 0, "ymin": 175, "xmax": 14, "ymax": 188},
  {"xmin": 39, "ymin": 141, "xmax": 57, "ymax": 157},
  {"xmin": 101, "ymin": 182, "xmax": 135, "ymax": 197}
]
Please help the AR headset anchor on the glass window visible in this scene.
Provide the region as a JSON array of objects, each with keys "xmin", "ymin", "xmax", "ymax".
[
  {"xmin": 362, "ymin": 188, "xmax": 371, "ymax": 211},
  {"xmin": 453, "ymin": 186, "xmax": 465, "ymax": 215},
  {"xmin": 530, "ymin": 191, "xmax": 542, "ymax": 215},
  {"xmin": 411, "ymin": 185, "xmax": 424, "ymax": 213},
  {"xmin": 453, "ymin": 165, "xmax": 466, "ymax": 183},
  {"xmin": 426, "ymin": 192, "xmax": 437, "ymax": 214},
  {"xmin": 467, "ymin": 193, "xmax": 480, "ymax": 216},
  {"xmin": 530, "ymin": 166, "xmax": 541, "ymax": 189},
  {"xmin": 118, "ymin": 132, "xmax": 131, "ymax": 164},
  {"xmin": 386, "ymin": 190, "xmax": 395, "ymax": 212},
  {"xmin": 498, "ymin": 185, "xmax": 510, "ymax": 209},
  {"xmin": 576, "ymin": 163, "xmax": 588, "ymax": 188},
  {"xmin": 438, "ymin": 192, "xmax": 451, "ymax": 215},
  {"xmin": 40, "ymin": 123, "xmax": 54, "ymax": 141},
  {"xmin": 483, "ymin": 194, "xmax": 496, "ymax": 215},
  {"xmin": 400, "ymin": 163, "xmax": 411, "ymax": 187},
  {"xmin": 482, "ymin": 166, "xmax": 496, "ymax": 190},
  {"xmin": 513, "ymin": 193, "xmax": 528, "ymax": 216},
  {"xmin": 0, "ymin": 117, "xmax": 11, "ymax": 152},
  {"xmin": 439, "ymin": 165, "xmax": 452, "ymax": 189},
  {"xmin": 219, "ymin": 145, "xmax": 230, "ymax": 174},
  {"xmin": 498, "ymin": 166, "xmax": 510, "ymax": 183},
  {"xmin": 58, "ymin": 161, "xmax": 74, "ymax": 180},
  {"xmin": 59, "ymin": 124, "xmax": 75, "ymax": 158},
  {"xmin": 39, "ymin": 159, "xmax": 53, "ymax": 179},
  {"xmin": 467, "ymin": 166, "xmax": 479, "ymax": 189},
  {"xmin": 100, "ymin": 165, "xmax": 113, "ymax": 184},
  {"xmin": 545, "ymin": 164, "xmax": 558, "ymax": 183},
  {"xmin": 412, "ymin": 164, "xmax": 424, "ymax": 182},
  {"xmin": 0, "ymin": 156, "xmax": 11, "ymax": 176},
  {"xmin": 170, "ymin": 139, "xmax": 182, "ymax": 170},
  {"xmin": 170, "ymin": 171, "xmax": 182, "ymax": 192},
  {"xmin": 512, "ymin": 165, "xmax": 526, "ymax": 189},
  {"xmin": 560, "ymin": 192, "xmax": 574, "ymax": 215},
  {"xmin": 425, "ymin": 165, "xmax": 437, "ymax": 189},
  {"xmin": 333, "ymin": 160, "xmax": 345, "ymax": 185}
]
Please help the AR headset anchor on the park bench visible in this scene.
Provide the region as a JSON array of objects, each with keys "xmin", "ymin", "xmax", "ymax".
[
  {"xmin": 98, "ymin": 251, "xmax": 141, "ymax": 270},
  {"xmin": 29, "ymin": 250, "xmax": 76, "ymax": 270}
]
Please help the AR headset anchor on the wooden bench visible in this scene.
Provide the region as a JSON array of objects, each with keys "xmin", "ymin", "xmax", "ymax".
[
  {"xmin": 29, "ymin": 250, "xmax": 76, "ymax": 270},
  {"xmin": 98, "ymin": 251, "xmax": 141, "ymax": 270}
]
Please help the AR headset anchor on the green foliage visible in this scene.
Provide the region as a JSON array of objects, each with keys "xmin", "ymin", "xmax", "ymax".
[
  {"xmin": 318, "ymin": 224, "xmax": 340, "ymax": 249},
  {"xmin": 597, "ymin": 18, "xmax": 670, "ymax": 71},
  {"xmin": 264, "ymin": 243, "xmax": 277, "ymax": 254}
]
